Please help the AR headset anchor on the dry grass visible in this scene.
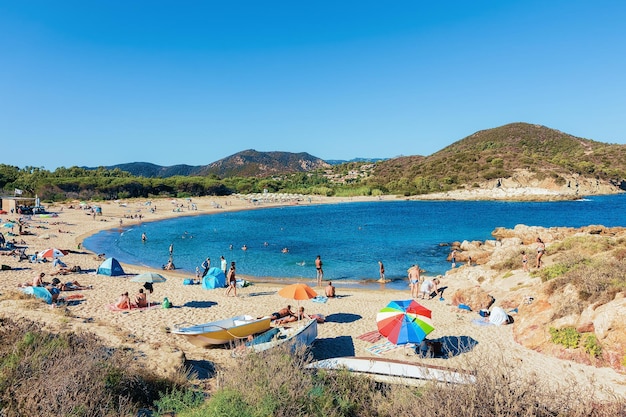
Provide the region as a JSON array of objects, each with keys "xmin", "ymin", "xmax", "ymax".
[
  {"xmin": 179, "ymin": 343, "xmax": 626, "ymax": 417},
  {"xmin": 0, "ymin": 317, "xmax": 185, "ymax": 417}
]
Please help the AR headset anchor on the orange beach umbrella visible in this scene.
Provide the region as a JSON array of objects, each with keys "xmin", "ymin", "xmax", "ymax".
[{"xmin": 278, "ymin": 283, "xmax": 317, "ymax": 300}]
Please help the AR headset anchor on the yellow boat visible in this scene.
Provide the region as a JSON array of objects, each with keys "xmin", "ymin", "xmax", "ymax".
[{"xmin": 172, "ymin": 315, "xmax": 271, "ymax": 347}]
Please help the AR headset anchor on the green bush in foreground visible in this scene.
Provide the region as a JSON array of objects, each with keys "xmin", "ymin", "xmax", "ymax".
[
  {"xmin": 550, "ymin": 326, "xmax": 581, "ymax": 349},
  {"xmin": 176, "ymin": 344, "xmax": 625, "ymax": 417},
  {"xmin": 0, "ymin": 318, "xmax": 184, "ymax": 417}
]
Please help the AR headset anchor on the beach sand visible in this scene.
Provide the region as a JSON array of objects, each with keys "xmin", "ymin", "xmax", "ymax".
[{"xmin": 0, "ymin": 195, "xmax": 624, "ymax": 398}]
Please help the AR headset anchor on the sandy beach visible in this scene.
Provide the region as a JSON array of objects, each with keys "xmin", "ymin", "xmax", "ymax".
[{"xmin": 1, "ymin": 194, "xmax": 624, "ymax": 398}]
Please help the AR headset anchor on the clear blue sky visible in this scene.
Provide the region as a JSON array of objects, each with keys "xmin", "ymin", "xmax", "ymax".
[{"xmin": 2, "ymin": 1, "xmax": 625, "ymax": 170}]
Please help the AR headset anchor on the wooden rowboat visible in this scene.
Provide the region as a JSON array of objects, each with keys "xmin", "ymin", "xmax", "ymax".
[
  {"xmin": 172, "ymin": 315, "xmax": 271, "ymax": 348},
  {"xmin": 306, "ymin": 356, "xmax": 476, "ymax": 385},
  {"xmin": 238, "ymin": 318, "xmax": 317, "ymax": 355}
]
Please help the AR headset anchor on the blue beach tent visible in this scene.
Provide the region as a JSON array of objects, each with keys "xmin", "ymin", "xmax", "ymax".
[
  {"xmin": 97, "ymin": 257, "xmax": 126, "ymax": 276},
  {"xmin": 202, "ymin": 267, "xmax": 226, "ymax": 289}
]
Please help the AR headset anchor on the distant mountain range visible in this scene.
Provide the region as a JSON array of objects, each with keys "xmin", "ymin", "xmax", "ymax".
[
  {"xmin": 94, "ymin": 123, "xmax": 626, "ymax": 194},
  {"xmin": 98, "ymin": 150, "xmax": 384, "ymax": 178}
]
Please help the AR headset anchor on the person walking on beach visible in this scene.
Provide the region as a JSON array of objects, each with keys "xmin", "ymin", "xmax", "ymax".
[
  {"xmin": 535, "ymin": 237, "xmax": 546, "ymax": 268},
  {"xmin": 378, "ymin": 261, "xmax": 385, "ymax": 282},
  {"xmin": 315, "ymin": 255, "xmax": 323, "ymax": 287},
  {"xmin": 451, "ymin": 249, "xmax": 457, "ymax": 268},
  {"xmin": 201, "ymin": 257, "xmax": 211, "ymax": 278},
  {"xmin": 225, "ymin": 261, "xmax": 237, "ymax": 297}
]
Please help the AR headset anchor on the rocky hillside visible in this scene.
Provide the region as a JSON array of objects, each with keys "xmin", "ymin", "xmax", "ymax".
[
  {"xmin": 103, "ymin": 150, "xmax": 329, "ymax": 178},
  {"xmin": 445, "ymin": 224, "xmax": 626, "ymax": 371},
  {"xmin": 367, "ymin": 123, "xmax": 626, "ymax": 196},
  {"xmin": 199, "ymin": 149, "xmax": 330, "ymax": 178}
]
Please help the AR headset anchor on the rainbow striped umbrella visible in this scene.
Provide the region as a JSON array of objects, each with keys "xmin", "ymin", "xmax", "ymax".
[{"xmin": 376, "ymin": 300, "xmax": 434, "ymax": 345}]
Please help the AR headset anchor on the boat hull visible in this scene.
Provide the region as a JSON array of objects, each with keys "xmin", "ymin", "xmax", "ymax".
[
  {"xmin": 250, "ymin": 318, "xmax": 317, "ymax": 353},
  {"xmin": 172, "ymin": 315, "xmax": 271, "ymax": 348},
  {"xmin": 307, "ymin": 356, "xmax": 476, "ymax": 385}
]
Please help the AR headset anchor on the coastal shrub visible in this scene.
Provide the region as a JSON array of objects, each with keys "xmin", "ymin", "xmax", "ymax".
[
  {"xmin": 546, "ymin": 258, "xmax": 626, "ymax": 306},
  {"xmin": 613, "ymin": 247, "xmax": 626, "ymax": 261},
  {"xmin": 182, "ymin": 341, "xmax": 626, "ymax": 417},
  {"xmin": 153, "ymin": 387, "xmax": 205, "ymax": 416},
  {"xmin": 583, "ymin": 334, "xmax": 602, "ymax": 358},
  {"xmin": 539, "ymin": 263, "xmax": 572, "ymax": 282},
  {"xmin": 550, "ymin": 326, "xmax": 581, "ymax": 349},
  {"xmin": 0, "ymin": 318, "xmax": 183, "ymax": 417},
  {"xmin": 549, "ymin": 235, "xmax": 616, "ymax": 256}
]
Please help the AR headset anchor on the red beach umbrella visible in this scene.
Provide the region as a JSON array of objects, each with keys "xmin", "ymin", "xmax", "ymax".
[{"xmin": 37, "ymin": 248, "xmax": 68, "ymax": 259}]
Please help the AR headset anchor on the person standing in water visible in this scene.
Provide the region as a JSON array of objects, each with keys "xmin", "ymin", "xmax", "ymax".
[
  {"xmin": 378, "ymin": 261, "xmax": 385, "ymax": 282},
  {"xmin": 315, "ymin": 255, "xmax": 323, "ymax": 287}
]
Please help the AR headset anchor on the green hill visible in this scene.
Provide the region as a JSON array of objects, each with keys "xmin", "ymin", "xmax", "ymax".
[{"xmin": 366, "ymin": 123, "xmax": 626, "ymax": 195}]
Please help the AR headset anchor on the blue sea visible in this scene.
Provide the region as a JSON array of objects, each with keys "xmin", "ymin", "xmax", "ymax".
[{"xmin": 83, "ymin": 195, "xmax": 626, "ymax": 290}]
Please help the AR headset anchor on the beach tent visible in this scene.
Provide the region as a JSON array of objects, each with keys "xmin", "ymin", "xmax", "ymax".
[
  {"xmin": 21, "ymin": 286, "xmax": 53, "ymax": 304},
  {"xmin": 97, "ymin": 257, "xmax": 126, "ymax": 276},
  {"xmin": 202, "ymin": 267, "xmax": 226, "ymax": 289}
]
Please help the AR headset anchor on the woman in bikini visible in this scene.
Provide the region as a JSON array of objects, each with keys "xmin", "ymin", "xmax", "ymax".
[{"xmin": 535, "ymin": 238, "xmax": 546, "ymax": 268}]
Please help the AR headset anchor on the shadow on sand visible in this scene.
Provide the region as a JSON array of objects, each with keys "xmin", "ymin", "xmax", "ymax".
[
  {"xmin": 183, "ymin": 300, "xmax": 218, "ymax": 308},
  {"xmin": 434, "ymin": 335, "xmax": 479, "ymax": 359},
  {"xmin": 324, "ymin": 313, "xmax": 361, "ymax": 323},
  {"xmin": 246, "ymin": 291, "xmax": 277, "ymax": 297},
  {"xmin": 312, "ymin": 335, "xmax": 355, "ymax": 360},
  {"xmin": 184, "ymin": 359, "xmax": 217, "ymax": 380}
]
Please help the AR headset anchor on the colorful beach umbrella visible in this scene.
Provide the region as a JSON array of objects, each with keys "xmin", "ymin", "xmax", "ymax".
[
  {"xmin": 278, "ymin": 283, "xmax": 317, "ymax": 301},
  {"xmin": 37, "ymin": 248, "xmax": 67, "ymax": 259},
  {"xmin": 376, "ymin": 300, "xmax": 434, "ymax": 345}
]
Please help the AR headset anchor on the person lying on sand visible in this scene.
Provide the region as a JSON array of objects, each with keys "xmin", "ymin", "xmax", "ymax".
[
  {"xmin": 275, "ymin": 306, "xmax": 310, "ymax": 324},
  {"xmin": 50, "ymin": 278, "xmax": 91, "ymax": 291},
  {"xmin": 269, "ymin": 305, "xmax": 294, "ymax": 320}
]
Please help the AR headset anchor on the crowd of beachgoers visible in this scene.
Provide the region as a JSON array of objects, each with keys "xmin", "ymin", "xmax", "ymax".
[{"xmin": 0, "ymin": 193, "xmax": 624, "ymax": 400}]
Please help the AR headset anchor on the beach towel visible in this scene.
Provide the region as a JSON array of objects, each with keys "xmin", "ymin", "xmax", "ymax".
[
  {"xmin": 107, "ymin": 303, "xmax": 161, "ymax": 312},
  {"xmin": 312, "ymin": 295, "xmax": 328, "ymax": 303},
  {"xmin": 357, "ymin": 330, "xmax": 383, "ymax": 343},
  {"xmin": 471, "ymin": 318, "xmax": 494, "ymax": 326},
  {"xmin": 366, "ymin": 340, "xmax": 401, "ymax": 356}
]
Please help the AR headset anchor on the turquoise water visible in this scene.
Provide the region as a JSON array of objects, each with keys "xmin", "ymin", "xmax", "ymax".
[{"xmin": 84, "ymin": 195, "xmax": 626, "ymax": 290}]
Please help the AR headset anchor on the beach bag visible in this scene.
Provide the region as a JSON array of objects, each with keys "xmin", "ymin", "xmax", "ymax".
[
  {"xmin": 183, "ymin": 278, "xmax": 193, "ymax": 285},
  {"xmin": 162, "ymin": 297, "xmax": 171, "ymax": 309}
]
